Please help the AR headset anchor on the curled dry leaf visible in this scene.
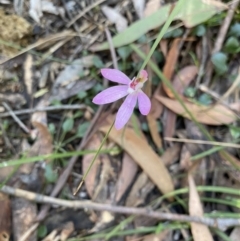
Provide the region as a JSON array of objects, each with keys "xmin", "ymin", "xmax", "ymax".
[
  {"xmin": 162, "ymin": 39, "xmax": 181, "ymax": 97},
  {"xmin": 31, "ymin": 121, "xmax": 53, "ymax": 156},
  {"xmin": 188, "ymin": 174, "xmax": 214, "ymax": 241},
  {"xmin": 156, "ymin": 95, "xmax": 237, "ymax": 125},
  {"xmin": 146, "ymin": 114, "xmax": 162, "ymax": 149},
  {"xmin": 100, "ymin": 125, "xmax": 174, "ymax": 195},
  {"xmin": 101, "ymin": 5, "xmax": 128, "ymax": 32}
]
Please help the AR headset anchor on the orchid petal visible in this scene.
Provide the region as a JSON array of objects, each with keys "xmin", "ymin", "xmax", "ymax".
[
  {"xmin": 93, "ymin": 85, "xmax": 128, "ymax": 105},
  {"xmin": 115, "ymin": 94, "xmax": 137, "ymax": 130},
  {"xmin": 139, "ymin": 70, "xmax": 148, "ymax": 82},
  {"xmin": 101, "ymin": 68, "xmax": 131, "ymax": 84},
  {"xmin": 137, "ymin": 91, "xmax": 151, "ymax": 115}
]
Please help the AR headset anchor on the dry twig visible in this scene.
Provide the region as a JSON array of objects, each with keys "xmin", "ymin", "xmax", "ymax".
[
  {"xmin": 2, "ymin": 102, "xmax": 30, "ymax": 133},
  {"xmin": 1, "ymin": 185, "xmax": 239, "ymax": 231},
  {"xmin": 0, "ymin": 104, "xmax": 86, "ymax": 118}
]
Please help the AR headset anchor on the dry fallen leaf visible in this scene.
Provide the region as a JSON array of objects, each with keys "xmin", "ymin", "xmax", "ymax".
[
  {"xmin": 156, "ymin": 96, "xmax": 237, "ymax": 125},
  {"xmin": 82, "ymin": 134, "xmax": 103, "ymax": 198},
  {"xmin": 147, "ymin": 114, "xmax": 162, "ymax": 149},
  {"xmin": 161, "ymin": 144, "xmax": 182, "ymax": 166},
  {"xmin": 29, "ymin": 0, "xmax": 42, "ymax": 23},
  {"xmin": 219, "ymin": 151, "xmax": 240, "ymax": 182},
  {"xmin": 31, "ymin": 121, "xmax": 53, "ymax": 157},
  {"xmin": 101, "ymin": 5, "xmax": 128, "ymax": 32},
  {"xmin": 115, "ymin": 153, "xmax": 138, "ymax": 203},
  {"xmin": 141, "ymin": 230, "xmax": 171, "ymax": 241},
  {"xmin": 100, "ymin": 125, "xmax": 174, "ymax": 195},
  {"xmin": 188, "ymin": 174, "xmax": 214, "ymax": 241},
  {"xmin": 126, "ymin": 172, "xmax": 154, "ymax": 207},
  {"xmin": 12, "ymin": 197, "xmax": 37, "ymax": 241},
  {"xmin": 144, "ymin": 0, "xmax": 161, "ymax": 17},
  {"xmin": 159, "ymin": 40, "xmax": 168, "ymax": 58},
  {"xmin": 164, "ymin": 65, "xmax": 198, "ymax": 138},
  {"xmin": 132, "ymin": 0, "xmax": 145, "ymax": 19},
  {"xmin": 172, "ymin": 65, "xmax": 198, "ymax": 98},
  {"xmin": 42, "ymin": 0, "xmax": 65, "ymax": 15},
  {"xmin": 60, "ymin": 222, "xmax": 74, "ymax": 241},
  {"xmin": 162, "ymin": 38, "xmax": 181, "ymax": 97}
]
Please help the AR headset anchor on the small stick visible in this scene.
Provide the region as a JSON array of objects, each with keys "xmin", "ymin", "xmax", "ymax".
[
  {"xmin": 2, "ymin": 102, "xmax": 30, "ymax": 133},
  {"xmin": 212, "ymin": 0, "xmax": 239, "ymax": 54},
  {"xmin": 164, "ymin": 137, "xmax": 240, "ymax": 149},
  {"xmin": 105, "ymin": 27, "xmax": 118, "ymax": 70},
  {"xmin": 0, "ymin": 104, "xmax": 86, "ymax": 118},
  {"xmin": 1, "ymin": 185, "xmax": 240, "ymax": 231}
]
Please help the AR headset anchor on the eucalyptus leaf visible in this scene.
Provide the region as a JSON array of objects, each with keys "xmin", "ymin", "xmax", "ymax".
[{"xmin": 90, "ymin": 0, "xmax": 226, "ymax": 51}]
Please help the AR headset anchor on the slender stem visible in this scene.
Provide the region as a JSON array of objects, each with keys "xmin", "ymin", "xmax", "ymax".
[
  {"xmin": 74, "ymin": 121, "xmax": 115, "ymax": 195},
  {"xmin": 139, "ymin": 0, "xmax": 185, "ymax": 73}
]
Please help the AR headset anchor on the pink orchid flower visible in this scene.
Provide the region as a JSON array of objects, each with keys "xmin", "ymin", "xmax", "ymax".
[{"xmin": 93, "ymin": 68, "xmax": 151, "ymax": 130}]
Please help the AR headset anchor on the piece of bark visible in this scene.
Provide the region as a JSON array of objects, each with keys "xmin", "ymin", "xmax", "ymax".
[{"xmin": 0, "ymin": 193, "xmax": 11, "ymax": 241}]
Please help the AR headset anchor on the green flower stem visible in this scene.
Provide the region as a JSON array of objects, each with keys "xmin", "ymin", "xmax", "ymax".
[
  {"xmin": 74, "ymin": 121, "xmax": 115, "ymax": 195},
  {"xmin": 139, "ymin": 0, "xmax": 185, "ymax": 72}
]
